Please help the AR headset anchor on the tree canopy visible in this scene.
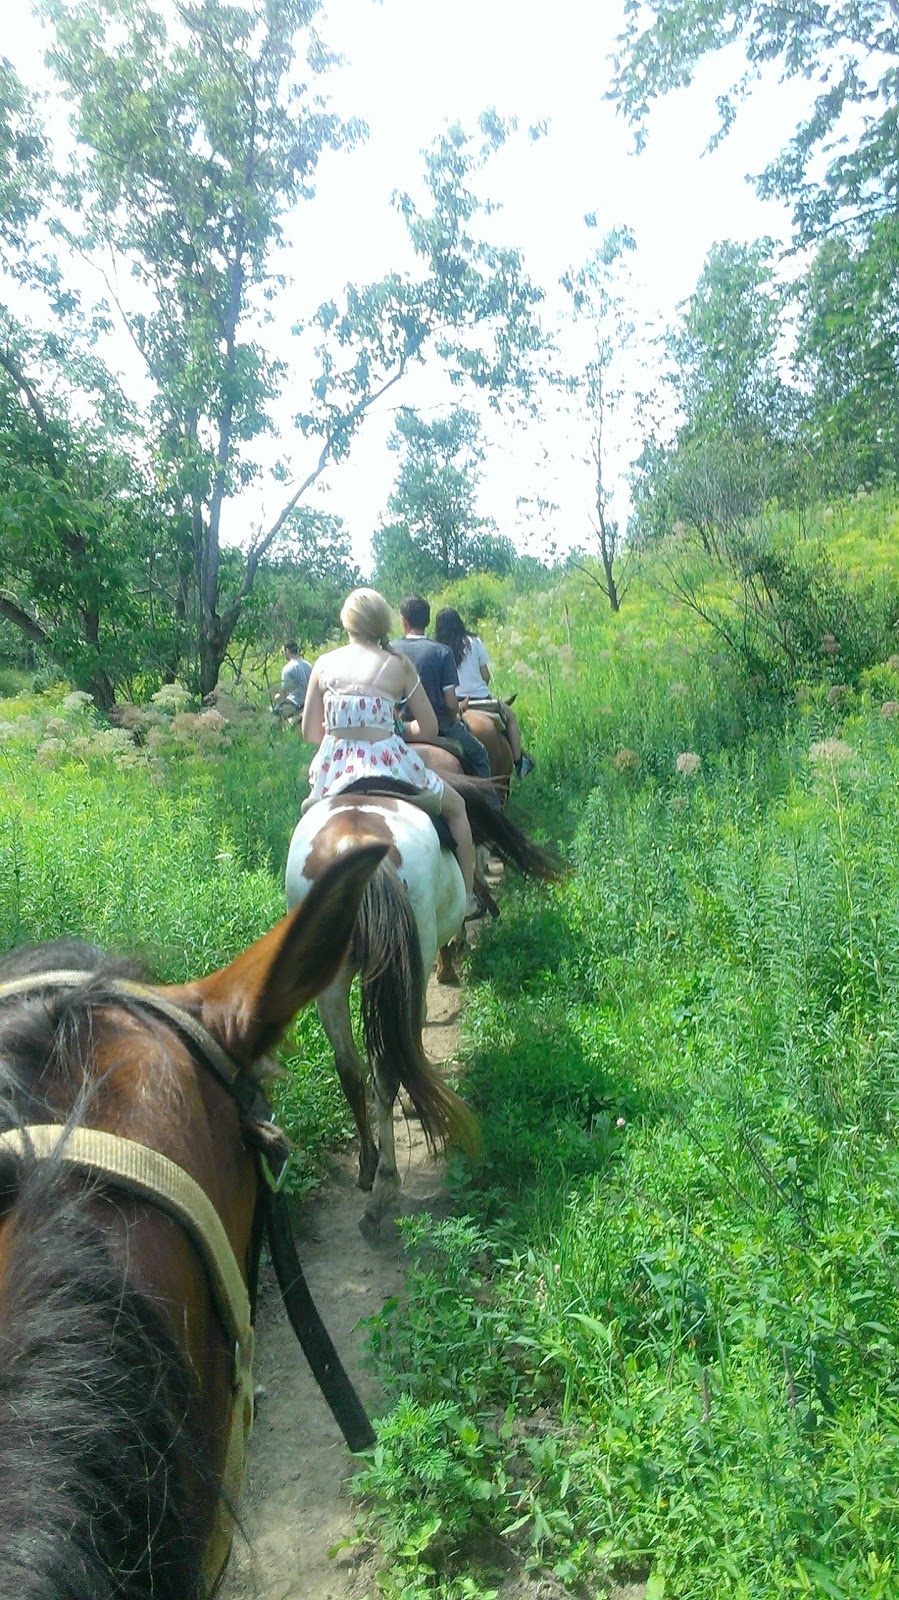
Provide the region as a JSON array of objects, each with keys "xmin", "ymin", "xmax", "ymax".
[
  {"xmin": 0, "ymin": 4, "xmax": 545, "ymax": 698},
  {"xmin": 613, "ymin": 2, "xmax": 899, "ymax": 243},
  {"xmin": 372, "ymin": 406, "xmax": 516, "ymax": 595}
]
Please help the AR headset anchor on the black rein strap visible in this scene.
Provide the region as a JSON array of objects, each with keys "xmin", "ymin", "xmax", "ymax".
[{"xmin": 262, "ymin": 1186, "xmax": 376, "ymax": 1451}]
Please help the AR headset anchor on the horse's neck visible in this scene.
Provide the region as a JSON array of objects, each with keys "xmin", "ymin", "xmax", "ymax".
[{"xmin": 0, "ymin": 1171, "xmax": 208, "ymax": 1599}]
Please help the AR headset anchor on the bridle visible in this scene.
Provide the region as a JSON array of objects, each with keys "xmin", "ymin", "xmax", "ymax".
[{"xmin": 0, "ymin": 969, "xmax": 375, "ymax": 1594}]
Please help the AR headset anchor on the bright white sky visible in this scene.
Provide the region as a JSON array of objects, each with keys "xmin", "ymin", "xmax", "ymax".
[{"xmin": 7, "ymin": 0, "xmax": 811, "ymax": 570}]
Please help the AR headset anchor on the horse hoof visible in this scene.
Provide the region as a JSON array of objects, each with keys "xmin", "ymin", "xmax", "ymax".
[{"xmin": 357, "ymin": 1153, "xmax": 378, "ymax": 1191}]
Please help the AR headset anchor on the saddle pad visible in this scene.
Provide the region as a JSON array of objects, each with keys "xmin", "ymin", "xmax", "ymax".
[
  {"xmin": 466, "ymin": 699, "xmax": 507, "ymax": 728},
  {"xmin": 321, "ymin": 777, "xmax": 457, "ymax": 856}
]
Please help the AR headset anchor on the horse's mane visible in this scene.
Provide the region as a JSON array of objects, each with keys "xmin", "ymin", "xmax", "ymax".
[
  {"xmin": 0, "ymin": 938, "xmax": 212, "ymax": 1599},
  {"xmin": 0, "ymin": 939, "xmax": 142, "ymax": 1125}
]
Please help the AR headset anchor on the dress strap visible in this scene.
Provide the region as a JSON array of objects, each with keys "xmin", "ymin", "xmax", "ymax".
[{"xmin": 369, "ymin": 653, "xmax": 396, "ymax": 689}]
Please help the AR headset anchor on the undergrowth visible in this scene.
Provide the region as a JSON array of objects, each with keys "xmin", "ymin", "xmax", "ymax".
[
  {"xmin": 0, "ymin": 691, "xmax": 345, "ymax": 1190},
  {"xmin": 5, "ymin": 497, "xmax": 899, "ymax": 1596},
  {"xmin": 355, "ymin": 534, "xmax": 899, "ymax": 1600}
]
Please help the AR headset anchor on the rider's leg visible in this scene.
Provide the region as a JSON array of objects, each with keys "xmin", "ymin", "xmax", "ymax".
[
  {"xmin": 503, "ymin": 705, "xmax": 523, "ymax": 763},
  {"xmin": 453, "ymin": 720, "xmax": 491, "ymax": 781},
  {"xmin": 440, "ymin": 782, "xmax": 475, "ymax": 898},
  {"xmin": 503, "ymin": 705, "xmax": 535, "ymax": 776}
]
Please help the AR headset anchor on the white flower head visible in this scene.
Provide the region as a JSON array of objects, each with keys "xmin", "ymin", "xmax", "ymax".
[{"xmin": 676, "ymin": 751, "xmax": 701, "ymax": 777}]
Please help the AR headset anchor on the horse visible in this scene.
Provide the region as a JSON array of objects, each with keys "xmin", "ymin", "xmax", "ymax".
[
  {"xmin": 285, "ymin": 777, "xmax": 560, "ymax": 1238},
  {"xmin": 0, "ymin": 845, "xmax": 385, "ymax": 1600},
  {"xmin": 463, "ymin": 707, "xmax": 515, "ymax": 805}
]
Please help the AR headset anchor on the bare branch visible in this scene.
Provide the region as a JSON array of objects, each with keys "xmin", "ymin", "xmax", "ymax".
[{"xmin": 0, "ymin": 591, "xmax": 49, "ymax": 646}]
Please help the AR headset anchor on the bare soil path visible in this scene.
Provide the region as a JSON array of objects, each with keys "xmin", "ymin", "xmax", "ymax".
[
  {"xmin": 220, "ymin": 975, "xmax": 462, "ymax": 1600},
  {"xmin": 220, "ymin": 954, "xmax": 644, "ymax": 1600}
]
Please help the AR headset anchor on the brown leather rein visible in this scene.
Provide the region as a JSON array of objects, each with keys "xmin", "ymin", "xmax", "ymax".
[{"xmin": 0, "ymin": 969, "xmax": 375, "ymax": 1594}]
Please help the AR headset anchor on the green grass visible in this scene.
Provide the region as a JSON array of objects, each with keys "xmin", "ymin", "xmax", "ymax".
[
  {"xmin": 355, "ymin": 503, "xmax": 899, "ymax": 1600},
  {"xmin": 0, "ymin": 690, "xmax": 346, "ymax": 1188},
  {"xmin": 6, "ymin": 493, "xmax": 899, "ymax": 1597},
  {"xmin": 359, "ymin": 719, "xmax": 899, "ymax": 1597}
]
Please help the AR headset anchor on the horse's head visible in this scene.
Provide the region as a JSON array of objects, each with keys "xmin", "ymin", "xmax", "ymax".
[{"xmin": 0, "ymin": 843, "xmax": 386, "ymax": 1600}]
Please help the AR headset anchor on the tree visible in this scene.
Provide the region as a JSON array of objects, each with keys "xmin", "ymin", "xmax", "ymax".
[
  {"xmin": 631, "ymin": 239, "xmax": 803, "ymax": 551},
  {"xmin": 795, "ymin": 215, "xmax": 899, "ymax": 490},
  {"xmin": 668, "ymin": 240, "xmax": 793, "ymax": 443},
  {"xmin": 373, "ymin": 406, "xmax": 508, "ymax": 593},
  {"xmin": 612, "ymin": 2, "xmax": 899, "ymax": 245},
  {"xmin": 228, "ymin": 507, "xmax": 361, "ymax": 681},
  {"xmin": 43, "ymin": 0, "xmax": 366, "ymax": 696},
  {"xmin": 560, "ymin": 227, "xmax": 639, "ymax": 611},
  {"xmin": 0, "ymin": 62, "xmax": 184, "ymax": 704},
  {"xmin": 43, "ymin": 0, "xmax": 545, "ymax": 693},
  {"xmin": 0, "ymin": 329, "xmax": 180, "ymax": 706}
]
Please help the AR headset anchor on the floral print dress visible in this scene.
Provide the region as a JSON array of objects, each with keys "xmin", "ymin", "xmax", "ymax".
[{"xmin": 307, "ymin": 681, "xmax": 445, "ymax": 804}]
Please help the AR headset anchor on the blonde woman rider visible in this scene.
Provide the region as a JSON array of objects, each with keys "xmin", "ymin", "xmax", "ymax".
[{"xmin": 302, "ymin": 588, "xmax": 478, "ymax": 913}]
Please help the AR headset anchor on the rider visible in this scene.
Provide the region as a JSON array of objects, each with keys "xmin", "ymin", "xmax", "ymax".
[
  {"xmin": 391, "ymin": 595, "xmax": 494, "ymax": 786},
  {"xmin": 273, "ymin": 641, "xmax": 312, "ymax": 719},
  {"xmin": 302, "ymin": 588, "xmax": 478, "ymax": 912},
  {"xmin": 434, "ymin": 607, "xmax": 535, "ymax": 777}
]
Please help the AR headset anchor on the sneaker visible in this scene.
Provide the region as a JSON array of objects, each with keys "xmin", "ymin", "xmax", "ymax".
[
  {"xmin": 515, "ymin": 755, "xmax": 535, "ymax": 777},
  {"xmin": 464, "ymin": 892, "xmax": 483, "ymax": 920}
]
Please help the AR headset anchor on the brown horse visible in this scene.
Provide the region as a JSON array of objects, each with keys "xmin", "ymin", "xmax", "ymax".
[
  {"xmin": 463, "ymin": 709, "xmax": 514, "ymax": 805},
  {"xmin": 0, "ymin": 846, "xmax": 384, "ymax": 1600},
  {"xmin": 416, "ymin": 740, "xmax": 465, "ymax": 783}
]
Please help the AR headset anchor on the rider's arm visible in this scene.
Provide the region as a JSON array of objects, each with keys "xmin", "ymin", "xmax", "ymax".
[
  {"xmin": 443, "ymin": 684, "xmax": 460, "ymax": 719},
  {"xmin": 403, "ymin": 673, "xmax": 438, "ymax": 741},
  {"xmin": 301, "ymin": 664, "xmax": 325, "ymax": 744}
]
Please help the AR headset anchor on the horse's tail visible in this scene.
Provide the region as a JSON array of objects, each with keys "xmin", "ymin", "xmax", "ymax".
[
  {"xmin": 350, "ymin": 858, "xmax": 480, "ymax": 1159},
  {"xmin": 449, "ymin": 776, "xmax": 565, "ymax": 881}
]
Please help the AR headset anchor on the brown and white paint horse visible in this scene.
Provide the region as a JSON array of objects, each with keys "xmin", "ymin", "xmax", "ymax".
[
  {"xmin": 285, "ymin": 779, "xmax": 559, "ymax": 1236},
  {"xmin": 0, "ymin": 847, "xmax": 383, "ymax": 1600}
]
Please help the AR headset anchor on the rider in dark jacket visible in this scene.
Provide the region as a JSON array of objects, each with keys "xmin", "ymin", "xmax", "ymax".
[{"xmin": 391, "ymin": 596, "xmax": 495, "ymax": 786}]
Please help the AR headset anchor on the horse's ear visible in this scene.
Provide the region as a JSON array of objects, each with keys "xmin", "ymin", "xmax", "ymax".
[{"xmin": 175, "ymin": 843, "xmax": 386, "ymax": 1063}]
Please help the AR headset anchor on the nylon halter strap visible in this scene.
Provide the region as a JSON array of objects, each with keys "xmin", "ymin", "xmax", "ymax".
[
  {"xmin": 0, "ymin": 967, "xmax": 272, "ymax": 1121},
  {"xmin": 0, "ymin": 969, "xmax": 259, "ymax": 1597}
]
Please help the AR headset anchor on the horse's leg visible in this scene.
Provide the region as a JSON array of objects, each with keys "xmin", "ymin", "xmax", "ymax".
[
  {"xmin": 360, "ymin": 1058, "xmax": 403, "ymax": 1239},
  {"xmin": 316, "ymin": 976, "xmax": 378, "ymax": 1190},
  {"xmin": 435, "ymin": 943, "xmax": 457, "ymax": 984}
]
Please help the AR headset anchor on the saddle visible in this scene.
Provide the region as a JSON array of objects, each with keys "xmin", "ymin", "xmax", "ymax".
[
  {"xmin": 428, "ymin": 732, "xmax": 470, "ymax": 765},
  {"xmin": 462, "ymin": 697, "xmax": 508, "ymax": 732},
  {"xmin": 305, "ymin": 777, "xmax": 457, "ymax": 855}
]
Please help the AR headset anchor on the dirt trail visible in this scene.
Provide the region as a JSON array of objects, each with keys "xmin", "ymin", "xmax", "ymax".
[
  {"xmin": 220, "ymin": 974, "xmax": 462, "ymax": 1600},
  {"xmin": 220, "ymin": 960, "xmax": 645, "ymax": 1600}
]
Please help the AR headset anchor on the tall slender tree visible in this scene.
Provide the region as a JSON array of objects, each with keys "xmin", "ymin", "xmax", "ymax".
[
  {"xmin": 560, "ymin": 227, "xmax": 639, "ymax": 611},
  {"xmin": 44, "ymin": 0, "xmax": 544, "ymax": 693}
]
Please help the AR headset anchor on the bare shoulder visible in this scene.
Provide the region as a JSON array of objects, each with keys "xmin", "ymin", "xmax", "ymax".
[
  {"xmin": 315, "ymin": 645, "xmax": 347, "ymax": 678},
  {"xmin": 395, "ymin": 652, "xmax": 424, "ymax": 696}
]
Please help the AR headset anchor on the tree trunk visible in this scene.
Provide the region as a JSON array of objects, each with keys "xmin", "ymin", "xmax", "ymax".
[
  {"xmin": 87, "ymin": 667, "xmax": 115, "ymax": 711},
  {"xmin": 602, "ymin": 552, "xmax": 621, "ymax": 612}
]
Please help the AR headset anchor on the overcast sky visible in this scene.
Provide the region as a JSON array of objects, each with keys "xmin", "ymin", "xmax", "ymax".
[{"xmin": 6, "ymin": 0, "xmax": 811, "ymax": 569}]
